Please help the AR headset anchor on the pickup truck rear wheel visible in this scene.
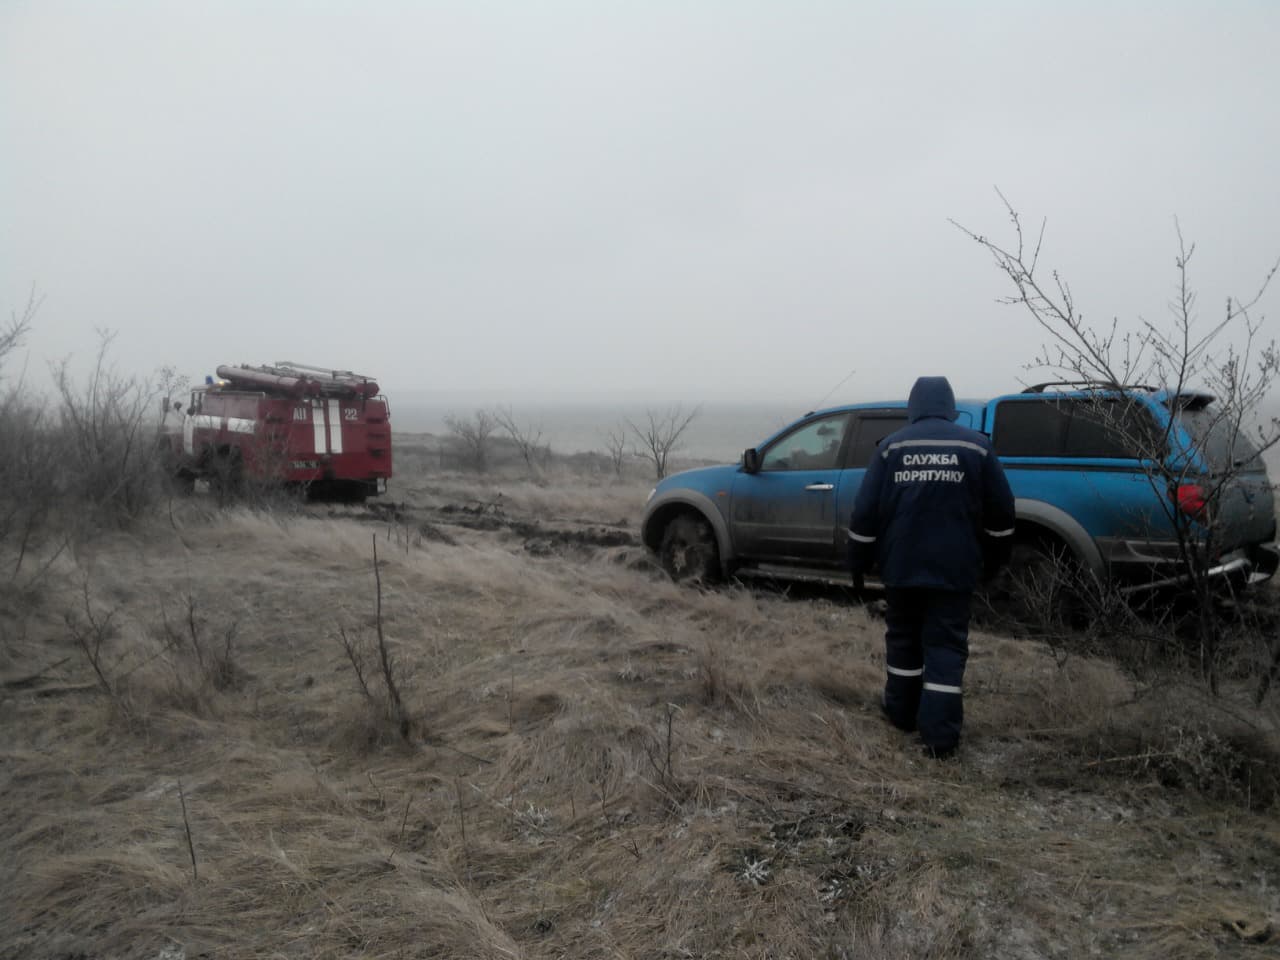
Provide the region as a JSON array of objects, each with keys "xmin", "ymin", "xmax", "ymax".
[
  {"xmin": 983, "ymin": 539, "xmax": 1084, "ymax": 630},
  {"xmin": 659, "ymin": 513, "xmax": 719, "ymax": 583}
]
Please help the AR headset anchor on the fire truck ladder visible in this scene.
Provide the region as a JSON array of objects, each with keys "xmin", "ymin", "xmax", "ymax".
[{"xmin": 272, "ymin": 361, "xmax": 380, "ymax": 398}]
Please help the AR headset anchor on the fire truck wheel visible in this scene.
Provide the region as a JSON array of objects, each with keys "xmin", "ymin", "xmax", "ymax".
[
  {"xmin": 209, "ymin": 451, "xmax": 244, "ymax": 500},
  {"xmin": 170, "ymin": 471, "xmax": 196, "ymax": 496}
]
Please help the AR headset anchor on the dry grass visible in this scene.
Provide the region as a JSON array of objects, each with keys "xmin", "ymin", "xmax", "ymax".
[
  {"xmin": 390, "ymin": 433, "xmax": 656, "ymax": 522},
  {"xmin": 2, "ymin": 472, "xmax": 1280, "ymax": 958}
]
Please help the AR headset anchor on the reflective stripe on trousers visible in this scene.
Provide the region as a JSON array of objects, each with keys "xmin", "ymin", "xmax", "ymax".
[{"xmin": 882, "ymin": 587, "xmax": 971, "ymax": 750}]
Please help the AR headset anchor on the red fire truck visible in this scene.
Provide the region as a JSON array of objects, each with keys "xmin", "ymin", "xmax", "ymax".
[{"xmin": 162, "ymin": 362, "xmax": 392, "ymax": 500}]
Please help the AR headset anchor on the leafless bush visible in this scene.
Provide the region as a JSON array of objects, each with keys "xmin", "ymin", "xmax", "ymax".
[
  {"xmin": 221, "ymin": 437, "xmax": 313, "ymax": 512},
  {"xmin": 52, "ymin": 331, "xmax": 164, "ymax": 527},
  {"xmin": 1079, "ymin": 717, "xmax": 1280, "ymax": 809},
  {"xmin": 62, "ymin": 577, "xmax": 245, "ymax": 721},
  {"xmin": 0, "ymin": 293, "xmax": 62, "ymax": 579},
  {"xmin": 0, "ymin": 288, "xmax": 38, "ymax": 370},
  {"xmin": 159, "ymin": 592, "xmax": 244, "ymax": 693},
  {"xmin": 979, "ymin": 549, "xmax": 1203, "ymax": 688},
  {"xmin": 639, "ymin": 703, "xmax": 687, "ymax": 809},
  {"xmin": 0, "ymin": 399, "xmax": 63, "ymax": 580},
  {"xmin": 601, "ymin": 423, "xmax": 630, "ymax": 478},
  {"xmin": 957, "ymin": 193, "xmax": 1280, "ymax": 700},
  {"xmin": 444, "ymin": 409, "xmax": 498, "ymax": 473},
  {"xmin": 628, "ymin": 404, "xmax": 701, "ymax": 480},
  {"xmin": 65, "ymin": 580, "xmax": 121, "ymax": 702},
  {"xmin": 493, "ymin": 405, "xmax": 551, "ymax": 477},
  {"xmin": 336, "ymin": 535, "xmax": 411, "ymax": 742}
]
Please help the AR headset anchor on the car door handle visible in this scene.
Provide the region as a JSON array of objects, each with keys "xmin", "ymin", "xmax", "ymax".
[{"xmin": 803, "ymin": 483, "xmax": 835, "ymax": 491}]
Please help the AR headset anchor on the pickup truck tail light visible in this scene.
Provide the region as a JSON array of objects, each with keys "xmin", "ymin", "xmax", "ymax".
[{"xmin": 1175, "ymin": 483, "xmax": 1209, "ymax": 521}]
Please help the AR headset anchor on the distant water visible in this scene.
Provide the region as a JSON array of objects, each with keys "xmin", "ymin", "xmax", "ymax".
[{"xmin": 390, "ymin": 400, "xmax": 808, "ymax": 463}]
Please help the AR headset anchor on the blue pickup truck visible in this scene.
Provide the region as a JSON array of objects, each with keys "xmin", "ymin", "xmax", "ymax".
[{"xmin": 640, "ymin": 385, "xmax": 1279, "ymax": 593}]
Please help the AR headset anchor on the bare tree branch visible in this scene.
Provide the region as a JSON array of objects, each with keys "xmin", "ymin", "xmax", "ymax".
[
  {"xmin": 627, "ymin": 405, "xmax": 701, "ymax": 480},
  {"xmin": 444, "ymin": 410, "xmax": 497, "ymax": 472},
  {"xmin": 601, "ymin": 423, "xmax": 630, "ymax": 478},
  {"xmin": 493, "ymin": 405, "xmax": 550, "ymax": 476},
  {"xmin": 957, "ymin": 192, "xmax": 1280, "ymax": 700}
]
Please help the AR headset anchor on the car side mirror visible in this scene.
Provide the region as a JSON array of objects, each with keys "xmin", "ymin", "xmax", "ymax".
[{"xmin": 742, "ymin": 448, "xmax": 761, "ymax": 474}]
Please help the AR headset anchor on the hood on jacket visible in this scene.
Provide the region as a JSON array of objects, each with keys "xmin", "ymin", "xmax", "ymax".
[{"xmin": 907, "ymin": 376, "xmax": 958, "ymax": 423}]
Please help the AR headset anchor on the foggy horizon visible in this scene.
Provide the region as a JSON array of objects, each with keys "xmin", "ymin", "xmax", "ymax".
[{"xmin": 5, "ymin": 2, "xmax": 1280, "ymax": 408}]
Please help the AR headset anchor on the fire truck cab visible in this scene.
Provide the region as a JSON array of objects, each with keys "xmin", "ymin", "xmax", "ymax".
[{"xmin": 164, "ymin": 362, "xmax": 392, "ymax": 501}]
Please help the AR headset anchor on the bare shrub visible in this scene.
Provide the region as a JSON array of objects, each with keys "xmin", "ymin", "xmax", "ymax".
[
  {"xmin": 65, "ymin": 580, "xmax": 121, "ymax": 703},
  {"xmin": 60, "ymin": 577, "xmax": 245, "ymax": 722},
  {"xmin": 980, "ymin": 550, "xmax": 1200, "ymax": 688},
  {"xmin": 0, "ymin": 399, "xmax": 64, "ymax": 581},
  {"xmin": 51, "ymin": 331, "xmax": 164, "ymax": 527},
  {"xmin": 628, "ymin": 404, "xmax": 701, "ymax": 480},
  {"xmin": 336, "ymin": 534, "xmax": 412, "ymax": 743},
  {"xmin": 0, "ymin": 292, "xmax": 62, "ymax": 580},
  {"xmin": 1134, "ymin": 722, "xmax": 1277, "ymax": 805},
  {"xmin": 1059, "ymin": 705, "xmax": 1280, "ymax": 810},
  {"xmin": 444, "ymin": 409, "xmax": 497, "ymax": 473},
  {"xmin": 639, "ymin": 702, "xmax": 688, "ymax": 809},
  {"xmin": 0, "ymin": 288, "xmax": 38, "ymax": 369},
  {"xmin": 159, "ymin": 592, "xmax": 244, "ymax": 693},
  {"xmin": 957, "ymin": 194, "xmax": 1280, "ymax": 700},
  {"xmin": 493, "ymin": 404, "xmax": 551, "ymax": 477},
  {"xmin": 601, "ymin": 423, "xmax": 631, "ymax": 478},
  {"xmin": 1244, "ymin": 591, "xmax": 1280, "ymax": 704}
]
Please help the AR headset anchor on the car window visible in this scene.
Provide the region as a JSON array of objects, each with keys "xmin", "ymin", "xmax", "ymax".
[
  {"xmin": 1177, "ymin": 404, "xmax": 1264, "ymax": 472},
  {"xmin": 845, "ymin": 413, "xmax": 909, "ymax": 467},
  {"xmin": 761, "ymin": 413, "xmax": 851, "ymax": 471},
  {"xmin": 993, "ymin": 397, "xmax": 1161, "ymax": 458}
]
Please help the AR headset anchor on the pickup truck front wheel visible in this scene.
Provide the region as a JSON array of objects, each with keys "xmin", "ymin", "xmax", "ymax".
[{"xmin": 659, "ymin": 513, "xmax": 719, "ymax": 583}]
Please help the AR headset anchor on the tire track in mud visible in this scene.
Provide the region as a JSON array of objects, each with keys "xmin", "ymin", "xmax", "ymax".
[{"xmin": 356, "ymin": 497, "xmax": 644, "ymax": 561}]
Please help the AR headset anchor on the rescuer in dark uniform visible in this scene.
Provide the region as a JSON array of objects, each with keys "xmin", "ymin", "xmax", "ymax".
[{"xmin": 848, "ymin": 376, "xmax": 1015, "ymax": 758}]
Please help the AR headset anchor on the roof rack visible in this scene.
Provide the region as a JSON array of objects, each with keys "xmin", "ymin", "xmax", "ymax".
[
  {"xmin": 214, "ymin": 362, "xmax": 381, "ymax": 399},
  {"xmin": 1021, "ymin": 380, "xmax": 1158, "ymax": 394},
  {"xmin": 275, "ymin": 361, "xmax": 376, "ymax": 382},
  {"xmin": 274, "ymin": 361, "xmax": 381, "ymax": 399}
]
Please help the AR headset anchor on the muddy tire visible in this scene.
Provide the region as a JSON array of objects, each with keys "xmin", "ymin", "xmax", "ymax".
[
  {"xmin": 209, "ymin": 451, "xmax": 244, "ymax": 504},
  {"xmin": 170, "ymin": 470, "xmax": 196, "ymax": 496},
  {"xmin": 980, "ymin": 539, "xmax": 1084, "ymax": 630},
  {"xmin": 659, "ymin": 513, "xmax": 719, "ymax": 583}
]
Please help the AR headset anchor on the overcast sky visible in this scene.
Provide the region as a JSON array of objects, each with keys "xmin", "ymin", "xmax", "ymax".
[{"xmin": 3, "ymin": 1, "xmax": 1279, "ymax": 407}]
